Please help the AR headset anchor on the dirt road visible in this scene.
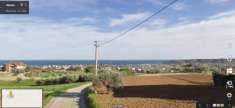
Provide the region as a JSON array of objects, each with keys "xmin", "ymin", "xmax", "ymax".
[{"xmin": 45, "ymin": 82, "xmax": 92, "ymax": 108}]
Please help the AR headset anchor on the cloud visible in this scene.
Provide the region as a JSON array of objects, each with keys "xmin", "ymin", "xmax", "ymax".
[
  {"xmin": 1, "ymin": 9, "xmax": 235, "ymax": 59},
  {"xmin": 175, "ymin": 17, "xmax": 192, "ymax": 25},
  {"xmin": 171, "ymin": 2, "xmax": 187, "ymax": 11},
  {"xmin": 0, "ymin": 16, "xmax": 114, "ymax": 60},
  {"xmin": 62, "ymin": 17, "xmax": 98, "ymax": 25},
  {"xmin": 208, "ymin": 10, "xmax": 235, "ymax": 19},
  {"xmin": 101, "ymin": 9, "xmax": 235, "ymax": 59},
  {"xmin": 207, "ymin": 0, "xmax": 230, "ymax": 4},
  {"xmin": 143, "ymin": 0, "xmax": 187, "ymax": 11},
  {"xmin": 144, "ymin": 0, "xmax": 162, "ymax": 5},
  {"xmin": 109, "ymin": 12, "xmax": 151, "ymax": 27},
  {"xmin": 31, "ymin": 0, "xmax": 97, "ymax": 9},
  {"xmin": 145, "ymin": 18, "xmax": 168, "ymax": 29}
]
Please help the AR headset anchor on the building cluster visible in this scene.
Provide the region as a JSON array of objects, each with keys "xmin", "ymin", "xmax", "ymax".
[
  {"xmin": 35, "ymin": 64, "xmax": 84, "ymax": 71},
  {"xmin": 0, "ymin": 61, "xmax": 234, "ymax": 75},
  {"xmin": 40, "ymin": 65, "xmax": 71, "ymax": 70},
  {"xmin": 1, "ymin": 61, "xmax": 27, "ymax": 72}
]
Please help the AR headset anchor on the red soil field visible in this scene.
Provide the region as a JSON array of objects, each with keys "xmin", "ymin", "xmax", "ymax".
[{"xmin": 97, "ymin": 74, "xmax": 235, "ymax": 108}]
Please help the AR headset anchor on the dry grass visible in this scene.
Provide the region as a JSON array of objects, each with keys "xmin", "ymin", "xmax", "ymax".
[{"xmin": 0, "ymin": 73, "xmax": 17, "ymax": 80}]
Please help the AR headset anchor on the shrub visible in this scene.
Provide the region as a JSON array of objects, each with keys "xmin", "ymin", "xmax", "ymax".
[
  {"xmin": 12, "ymin": 69, "xmax": 25, "ymax": 76},
  {"xmin": 92, "ymin": 77, "xmax": 103, "ymax": 87},
  {"xmin": 85, "ymin": 87, "xmax": 102, "ymax": 108},
  {"xmin": 92, "ymin": 71, "xmax": 123, "ymax": 93},
  {"xmin": 36, "ymin": 74, "xmax": 93, "ymax": 86},
  {"xmin": 108, "ymin": 73, "xmax": 123, "ymax": 90},
  {"xmin": 119, "ymin": 68, "xmax": 134, "ymax": 76},
  {"xmin": 36, "ymin": 80, "xmax": 44, "ymax": 85},
  {"xmin": 66, "ymin": 66, "xmax": 82, "ymax": 72},
  {"xmin": 146, "ymin": 69, "xmax": 160, "ymax": 74},
  {"xmin": 67, "ymin": 75, "xmax": 79, "ymax": 82},
  {"xmin": 16, "ymin": 77, "xmax": 22, "ymax": 82},
  {"xmin": 98, "ymin": 72, "xmax": 112, "ymax": 86},
  {"xmin": 78, "ymin": 74, "xmax": 95, "ymax": 82},
  {"xmin": 92, "ymin": 77, "xmax": 108, "ymax": 94},
  {"xmin": 87, "ymin": 93, "xmax": 102, "ymax": 108},
  {"xmin": 45, "ymin": 79, "xmax": 54, "ymax": 85},
  {"xmin": 25, "ymin": 66, "xmax": 32, "ymax": 72},
  {"xmin": 85, "ymin": 65, "xmax": 96, "ymax": 73},
  {"xmin": 58, "ymin": 76, "xmax": 69, "ymax": 84}
]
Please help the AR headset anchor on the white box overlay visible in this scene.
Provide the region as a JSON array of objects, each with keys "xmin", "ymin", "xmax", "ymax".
[{"xmin": 2, "ymin": 89, "xmax": 42, "ymax": 108}]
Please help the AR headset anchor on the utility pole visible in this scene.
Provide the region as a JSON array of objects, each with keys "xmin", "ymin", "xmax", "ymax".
[
  {"xmin": 226, "ymin": 43, "xmax": 233, "ymax": 75},
  {"xmin": 92, "ymin": 0, "xmax": 179, "ymax": 76},
  {"xmin": 94, "ymin": 41, "xmax": 100, "ymax": 77}
]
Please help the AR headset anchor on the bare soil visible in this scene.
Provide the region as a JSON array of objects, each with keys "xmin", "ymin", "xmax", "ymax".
[{"xmin": 97, "ymin": 73, "xmax": 235, "ymax": 108}]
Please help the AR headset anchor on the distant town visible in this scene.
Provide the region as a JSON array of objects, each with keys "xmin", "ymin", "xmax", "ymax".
[{"xmin": 0, "ymin": 59, "xmax": 233, "ymax": 75}]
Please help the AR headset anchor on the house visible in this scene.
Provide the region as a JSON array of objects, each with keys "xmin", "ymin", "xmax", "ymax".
[
  {"xmin": 226, "ymin": 67, "xmax": 233, "ymax": 74},
  {"xmin": 3, "ymin": 61, "xmax": 27, "ymax": 72}
]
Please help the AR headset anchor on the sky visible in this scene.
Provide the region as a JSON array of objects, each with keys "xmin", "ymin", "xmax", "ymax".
[{"xmin": 0, "ymin": 0, "xmax": 235, "ymax": 60}]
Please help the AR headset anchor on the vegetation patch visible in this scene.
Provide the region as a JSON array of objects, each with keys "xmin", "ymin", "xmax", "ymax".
[
  {"xmin": 36, "ymin": 74, "xmax": 94, "ymax": 86},
  {"xmin": 85, "ymin": 87, "xmax": 102, "ymax": 108},
  {"xmin": 119, "ymin": 68, "xmax": 135, "ymax": 76},
  {"xmin": 92, "ymin": 71, "xmax": 123, "ymax": 93}
]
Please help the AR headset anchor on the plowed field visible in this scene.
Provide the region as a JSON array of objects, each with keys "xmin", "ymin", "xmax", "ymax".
[{"xmin": 97, "ymin": 74, "xmax": 235, "ymax": 108}]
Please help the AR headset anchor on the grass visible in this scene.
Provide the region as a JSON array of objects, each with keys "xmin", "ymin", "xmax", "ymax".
[
  {"xmin": 0, "ymin": 79, "xmax": 86, "ymax": 106},
  {"xmin": 40, "ymin": 82, "xmax": 85, "ymax": 105},
  {"xmin": 38, "ymin": 71, "xmax": 63, "ymax": 78},
  {"xmin": 0, "ymin": 80, "xmax": 36, "ymax": 88},
  {"xmin": 87, "ymin": 92, "xmax": 102, "ymax": 108}
]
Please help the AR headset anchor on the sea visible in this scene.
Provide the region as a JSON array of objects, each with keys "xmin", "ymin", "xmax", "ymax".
[{"xmin": 0, "ymin": 60, "xmax": 176, "ymax": 65}]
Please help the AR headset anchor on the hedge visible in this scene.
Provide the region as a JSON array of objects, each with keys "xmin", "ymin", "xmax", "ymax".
[{"xmin": 36, "ymin": 74, "xmax": 94, "ymax": 86}]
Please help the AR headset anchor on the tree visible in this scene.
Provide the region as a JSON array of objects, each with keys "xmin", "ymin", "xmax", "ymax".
[
  {"xmin": 85, "ymin": 65, "xmax": 96, "ymax": 73},
  {"xmin": 12, "ymin": 69, "xmax": 25, "ymax": 76},
  {"xmin": 66, "ymin": 66, "xmax": 82, "ymax": 71},
  {"xmin": 25, "ymin": 66, "xmax": 32, "ymax": 72}
]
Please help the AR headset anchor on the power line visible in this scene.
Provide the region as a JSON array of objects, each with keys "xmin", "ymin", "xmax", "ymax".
[
  {"xmin": 94, "ymin": 0, "xmax": 180, "ymax": 76},
  {"xmin": 100, "ymin": 0, "xmax": 180, "ymax": 46}
]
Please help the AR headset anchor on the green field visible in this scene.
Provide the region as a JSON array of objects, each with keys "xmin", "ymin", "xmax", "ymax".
[{"xmin": 0, "ymin": 80, "xmax": 86, "ymax": 106}]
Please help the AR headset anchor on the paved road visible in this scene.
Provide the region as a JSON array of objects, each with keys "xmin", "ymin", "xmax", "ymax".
[{"xmin": 45, "ymin": 83, "xmax": 92, "ymax": 108}]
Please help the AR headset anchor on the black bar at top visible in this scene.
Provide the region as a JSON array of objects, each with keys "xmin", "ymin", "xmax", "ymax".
[{"xmin": 0, "ymin": 1, "xmax": 29, "ymax": 14}]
